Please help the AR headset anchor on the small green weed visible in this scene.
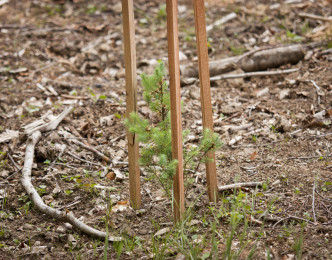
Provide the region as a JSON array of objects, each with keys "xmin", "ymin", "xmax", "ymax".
[
  {"xmin": 86, "ymin": 4, "xmax": 97, "ymax": 14},
  {"xmin": 230, "ymin": 45, "xmax": 246, "ymax": 55},
  {"xmin": 157, "ymin": 4, "xmax": 166, "ymax": 20},
  {"xmin": 321, "ymin": 181, "xmax": 331, "ymax": 192},
  {"xmin": 293, "ymin": 222, "xmax": 305, "ymax": 259},
  {"xmin": 18, "ymin": 195, "xmax": 34, "ymax": 214},
  {"xmin": 285, "ymin": 29, "xmax": 304, "ymax": 42},
  {"xmin": 44, "ymin": 4, "xmax": 62, "ymax": 16}
]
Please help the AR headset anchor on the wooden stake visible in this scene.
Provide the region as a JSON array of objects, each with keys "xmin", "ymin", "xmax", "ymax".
[
  {"xmin": 122, "ymin": 0, "xmax": 141, "ymax": 209},
  {"xmin": 193, "ymin": 0, "xmax": 218, "ymax": 202},
  {"xmin": 166, "ymin": 0, "xmax": 185, "ymax": 222}
]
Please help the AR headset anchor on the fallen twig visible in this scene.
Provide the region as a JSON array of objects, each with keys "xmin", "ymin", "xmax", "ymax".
[
  {"xmin": 290, "ymin": 129, "xmax": 302, "ymax": 135},
  {"xmin": 304, "ymin": 133, "xmax": 332, "ymax": 139},
  {"xmin": 144, "ymin": 187, "xmax": 154, "ymax": 201},
  {"xmin": 312, "ymin": 178, "xmax": 317, "ymax": 223},
  {"xmin": 272, "ymin": 215, "xmax": 315, "ymax": 229},
  {"xmin": 93, "ymin": 184, "xmax": 117, "ymax": 191},
  {"xmin": 70, "ymin": 139, "xmax": 111, "ymax": 163},
  {"xmin": 299, "ymin": 12, "xmax": 332, "ymax": 22},
  {"xmin": 206, "ymin": 12, "xmax": 237, "ymax": 31},
  {"xmin": 45, "ymin": 144, "xmax": 67, "ymax": 193},
  {"xmin": 6, "ymin": 145, "xmax": 22, "ymax": 179},
  {"xmin": 308, "ymin": 80, "xmax": 322, "ymax": 105},
  {"xmin": 7, "ymin": 152, "xmax": 20, "ymax": 171},
  {"xmin": 58, "ymin": 200, "xmax": 81, "ymax": 210},
  {"xmin": 55, "ymin": 162, "xmax": 77, "ymax": 169},
  {"xmin": 229, "ymin": 123, "xmax": 253, "ymax": 132},
  {"xmin": 318, "ymin": 48, "xmax": 332, "ymax": 58},
  {"xmin": 249, "ymin": 215, "xmax": 263, "ymax": 225},
  {"xmin": 210, "ymin": 68, "xmax": 299, "ymax": 82},
  {"xmin": 60, "ymin": 130, "xmax": 111, "ymax": 163},
  {"xmin": 288, "ymin": 155, "xmax": 332, "ymax": 160},
  {"xmin": 218, "ymin": 182, "xmax": 263, "ymax": 192},
  {"xmin": 66, "ymin": 151, "xmax": 103, "ymax": 167},
  {"xmin": 61, "ymin": 94, "xmax": 89, "ymax": 100},
  {"xmin": 1, "ymin": 186, "xmax": 7, "ymax": 209},
  {"xmin": 34, "ymin": 62, "xmax": 56, "ymax": 73},
  {"xmin": 315, "ymin": 190, "xmax": 332, "ymax": 203},
  {"xmin": 6, "ymin": 168, "xmax": 22, "ymax": 180},
  {"xmin": 109, "ymin": 133, "xmax": 126, "ymax": 143},
  {"xmin": 228, "ymin": 136, "xmax": 242, "ymax": 146}
]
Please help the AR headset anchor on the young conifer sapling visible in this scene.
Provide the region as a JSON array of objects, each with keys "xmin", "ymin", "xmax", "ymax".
[{"xmin": 124, "ymin": 62, "xmax": 222, "ymax": 197}]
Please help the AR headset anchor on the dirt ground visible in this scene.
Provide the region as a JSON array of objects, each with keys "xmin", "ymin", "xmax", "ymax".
[{"xmin": 0, "ymin": 0, "xmax": 331, "ymax": 259}]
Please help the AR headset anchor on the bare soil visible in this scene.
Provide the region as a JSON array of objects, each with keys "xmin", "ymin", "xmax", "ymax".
[{"xmin": 0, "ymin": 0, "xmax": 331, "ymax": 259}]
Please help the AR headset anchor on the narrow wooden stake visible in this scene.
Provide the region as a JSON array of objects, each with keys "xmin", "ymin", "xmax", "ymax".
[
  {"xmin": 166, "ymin": 0, "xmax": 185, "ymax": 222},
  {"xmin": 122, "ymin": 0, "xmax": 141, "ymax": 209},
  {"xmin": 193, "ymin": 0, "xmax": 218, "ymax": 202}
]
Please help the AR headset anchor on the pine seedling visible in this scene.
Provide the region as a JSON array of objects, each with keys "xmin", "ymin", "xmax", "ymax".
[
  {"xmin": 125, "ymin": 62, "xmax": 175, "ymax": 193},
  {"xmin": 124, "ymin": 61, "xmax": 222, "ymax": 196}
]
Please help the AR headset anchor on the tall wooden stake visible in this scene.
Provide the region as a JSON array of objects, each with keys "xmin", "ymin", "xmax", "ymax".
[
  {"xmin": 166, "ymin": 0, "xmax": 185, "ymax": 222},
  {"xmin": 193, "ymin": 0, "xmax": 218, "ymax": 202},
  {"xmin": 122, "ymin": 0, "xmax": 141, "ymax": 209}
]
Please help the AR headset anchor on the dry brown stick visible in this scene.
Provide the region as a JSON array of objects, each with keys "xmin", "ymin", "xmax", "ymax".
[
  {"xmin": 166, "ymin": 0, "xmax": 185, "ymax": 222},
  {"xmin": 288, "ymin": 155, "xmax": 332, "ymax": 160},
  {"xmin": 70, "ymin": 138, "xmax": 111, "ymax": 163},
  {"xmin": 218, "ymin": 182, "xmax": 263, "ymax": 192},
  {"xmin": 46, "ymin": 144, "xmax": 66, "ymax": 192},
  {"xmin": 7, "ymin": 151, "xmax": 20, "ymax": 171},
  {"xmin": 66, "ymin": 151, "xmax": 103, "ymax": 167},
  {"xmin": 317, "ymin": 48, "xmax": 332, "ymax": 57},
  {"xmin": 33, "ymin": 62, "xmax": 56, "ymax": 74},
  {"xmin": 193, "ymin": 0, "xmax": 218, "ymax": 203},
  {"xmin": 58, "ymin": 200, "xmax": 81, "ymax": 210},
  {"xmin": 0, "ymin": 24, "xmax": 30, "ymax": 29},
  {"xmin": 68, "ymin": 126, "xmax": 89, "ymax": 146},
  {"xmin": 110, "ymin": 133, "xmax": 126, "ymax": 143},
  {"xmin": 309, "ymin": 80, "xmax": 321, "ymax": 105},
  {"xmin": 272, "ymin": 215, "xmax": 315, "ymax": 229},
  {"xmin": 299, "ymin": 12, "xmax": 332, "ymax": 22},
  {"xmin": 209, "ymin": 68, "xmax": 299, "ymax": 81},
  {"xmin": 21, "ymin": 131, "xmax": 121, "ymax": 241},
  {"xmin": 315, "ymin": 190, "xmax": 332, "ymax": 202},
  {"xmin": 122, "ymin": 0, "xmax": 141, "ymax": 209},
  {"xmin": 6, "ymin": 168, "xmax": 22, "ymax": 180},
  {"xmin": 55, "ymin": 162, "xmax": 77, "ymax": 169}
]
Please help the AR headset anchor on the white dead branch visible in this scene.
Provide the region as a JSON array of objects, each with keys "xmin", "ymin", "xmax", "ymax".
[
  {"xmin": 228, "ymin": 136, "xmax": 243, "ymax": 146},
  {"xmin": 20, "ymin": 107, "xmax": 121, "ymax": 242},
  {"xmin": 229, "ymin": 123, "xmax": 253, "ymax": 132},
  {"xmin": 209, "ymin": 68, "xmax": 299, "ymax": 82},
  {"xmin": 206, "ymin": 12, "xmax": 237, "ymax": 31},
  {"xmin": 218, "ymin": 182, "xmax": 263, "ymax": 192}
]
